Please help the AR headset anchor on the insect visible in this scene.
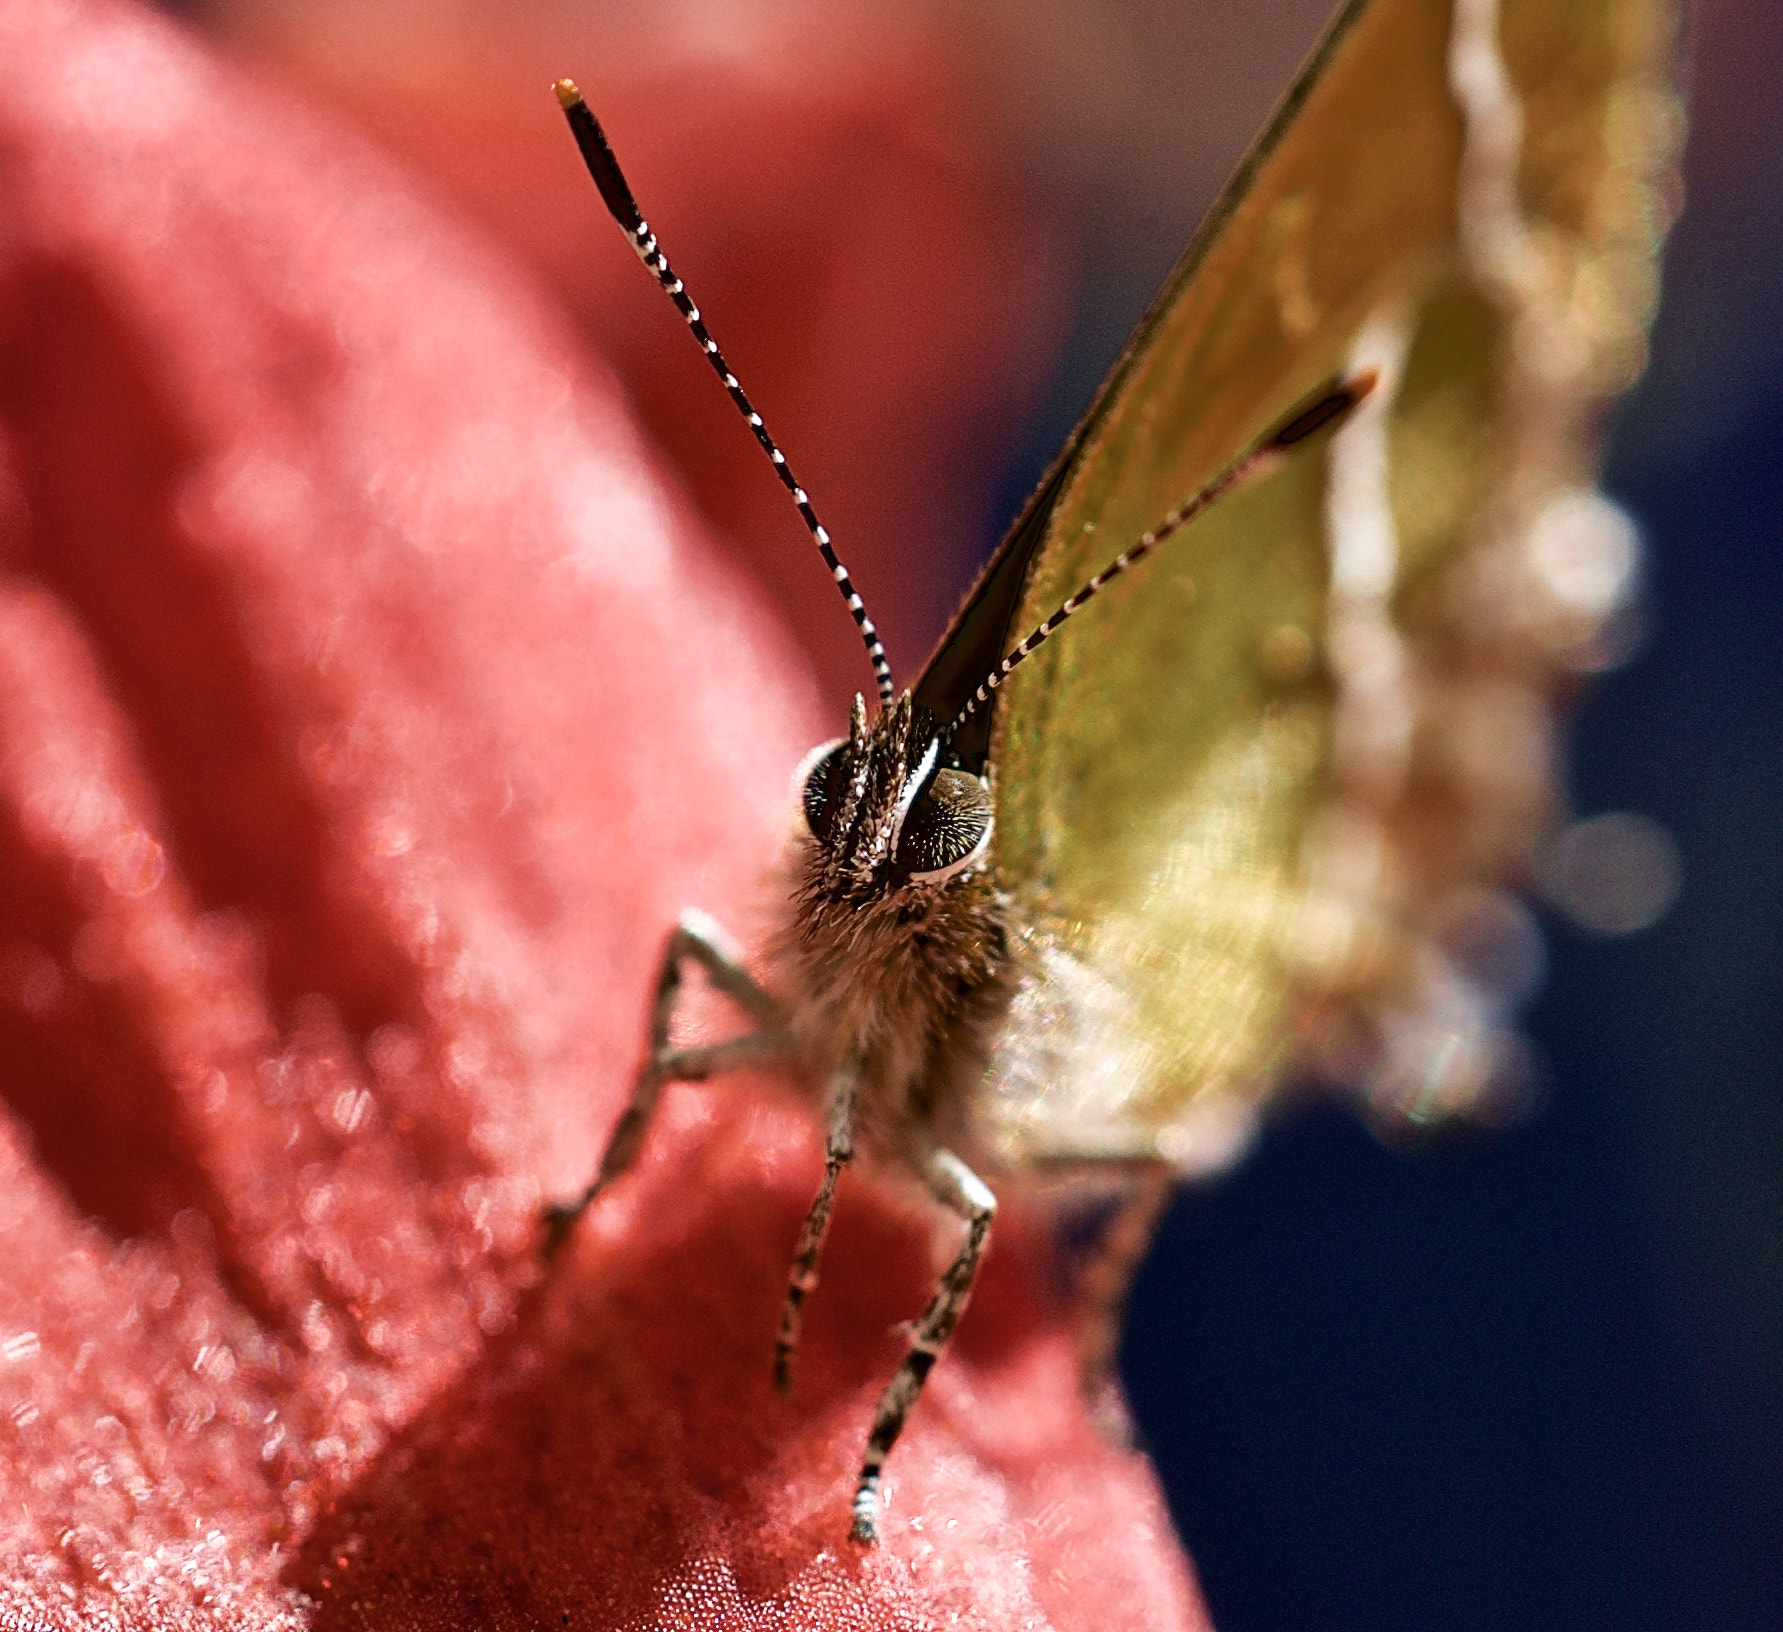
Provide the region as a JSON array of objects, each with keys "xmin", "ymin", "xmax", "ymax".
[{"xmin": 544, "ymin": 0, "xmax": 1677, "ymax": 1545}]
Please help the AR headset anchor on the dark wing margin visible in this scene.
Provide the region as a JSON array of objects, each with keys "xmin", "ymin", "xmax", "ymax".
[
  {"xmin": 910, "ymin": 0, "xmax": 1376, "ymax": 774},
  {"xmin": 915, "ymin": 454, "xmax": 1074, "ymax": 770}
]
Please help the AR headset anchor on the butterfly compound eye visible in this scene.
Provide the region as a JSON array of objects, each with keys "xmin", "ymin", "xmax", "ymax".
[
  {"xmin": 895, "ymin": 769, "xmax": 994, "ymax": 884},
  {"xmin": 797, "ymin": 741, "xmax": 851, "ymax": 843}
]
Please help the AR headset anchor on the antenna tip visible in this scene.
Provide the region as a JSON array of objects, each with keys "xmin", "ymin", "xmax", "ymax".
[{"xmin": 553, "ymin": 78, "xmax": 583, "ymax": 111}]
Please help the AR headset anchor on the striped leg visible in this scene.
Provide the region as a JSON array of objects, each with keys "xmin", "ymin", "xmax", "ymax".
[
  {"xmin": 774, "ymin": 1067, "xmax": 858, "ymax": 1390},
  {"xmin": 543, "ymin": 910, "xmax": 782, "ymax": 1254},
  {"xmin": 850, "ymin": 1148, "xmax": 997, "ymax": 1545},
  {"xmin": 1073, "ymin": 1163, "xmax": 1174, "ymax": 1440}
]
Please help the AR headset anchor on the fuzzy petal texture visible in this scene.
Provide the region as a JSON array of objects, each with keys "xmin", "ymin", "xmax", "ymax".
[{"xmin": 0, "ymin": 2, "xmax": 1207, "ymax": 1629}]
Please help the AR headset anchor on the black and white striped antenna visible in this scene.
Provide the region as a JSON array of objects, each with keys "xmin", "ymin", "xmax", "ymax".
[
  {"xmin": 554, "ymin": 79, "xmax": 897, "ymax": 709},
  {"xmin": 943, "ymin": 372, "xmax": 1377, "ymax": 742}
]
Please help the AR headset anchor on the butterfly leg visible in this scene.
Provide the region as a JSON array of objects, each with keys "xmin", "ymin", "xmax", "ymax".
[
  {"xmin": 1073, "ymin": 1161, "xmax": 1173, "ymax": 1439},
  {"xmin": 849, "ymin": 1146, "xmax": 997, "ymax": 1545},
  {"xmin": 542, "ymin": 910, "xmax": 783, "ymax": 1254},
  {"xmin": 773, "ymin": 1066, "xmax": 858, "ymax": 1390}
]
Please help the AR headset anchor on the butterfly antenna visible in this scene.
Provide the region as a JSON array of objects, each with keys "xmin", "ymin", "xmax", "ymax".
[
  {"xmin": 554, "ymin": 79, "xmax": 897, "ymax": 708},
  {"xmin": 945, "ymin": 373, "xmax": 1378, "ymax": 740}
]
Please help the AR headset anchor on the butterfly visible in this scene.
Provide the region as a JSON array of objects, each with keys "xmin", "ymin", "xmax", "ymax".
[{"xmin": 545, "ymin": 0, "xmax": 1679, "ymax": 1544}]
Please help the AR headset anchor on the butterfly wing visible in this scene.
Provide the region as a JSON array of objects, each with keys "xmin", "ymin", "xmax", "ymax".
[{"xmin": 911, "ymin": 0, "xmax": 1679, "ymax": 1170}]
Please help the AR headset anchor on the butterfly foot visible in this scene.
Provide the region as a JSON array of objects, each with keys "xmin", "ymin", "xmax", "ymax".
[
  {"xmin": 848, "ymin": 1480, "xmax": 882, "ymax": 1546},
  {"xmin": 1084, "ymin": 1375, "xmax": 1138, "ymax": 1447},
  {"xmin": 538, "ymin": 1193, "xmax": 595, "ymax": 1262}
]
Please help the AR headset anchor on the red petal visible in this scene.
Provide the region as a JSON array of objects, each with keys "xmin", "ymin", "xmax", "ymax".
[{"xmin": 0, "ymin": 2, "xmax": 1206, "ymax": 1627}]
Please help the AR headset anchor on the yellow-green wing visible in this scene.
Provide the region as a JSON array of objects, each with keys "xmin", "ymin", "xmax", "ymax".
[{"xmin": 954, "ymin": 0, "xmax": 1679, "ymax": 1171}]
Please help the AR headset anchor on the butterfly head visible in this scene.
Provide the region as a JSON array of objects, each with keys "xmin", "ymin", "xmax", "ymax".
[{"xmin": 794, "ymin": 693, "xmax": 994, "ymax": 903}]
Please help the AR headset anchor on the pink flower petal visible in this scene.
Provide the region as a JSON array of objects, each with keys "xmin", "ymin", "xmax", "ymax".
[{"xmin": 0, "ymin": 2, "xmax": 1208, "ymax": 1626}]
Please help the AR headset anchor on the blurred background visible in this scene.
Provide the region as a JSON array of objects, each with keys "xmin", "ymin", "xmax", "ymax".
[{"xmin": 162, "ymin": 0, "xmax": 1779, "ymax": 1625}]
